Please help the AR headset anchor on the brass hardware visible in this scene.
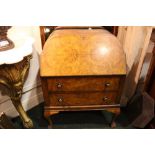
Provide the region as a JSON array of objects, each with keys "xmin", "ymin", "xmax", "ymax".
[
  {"xmin": 105, "ymin": 83, "xmax": 110, "ymax": 87},
  {"xmin": 57, "ymin": 83, "xmax": 62, "ymax": 88},
  {"xmin": 0, "ymin": 55, "xmax": 33, "ymax": 128},
  {"xmin": 103, "ymin": 97, "xmax": 111, "ymax": 104},
  {"xmin": 58, "ymin": 98, "xmax": 63, "ymax": 103},
  {"xmin": 103, "ymin": 97, "xmax": 108, "ymax": 101}
]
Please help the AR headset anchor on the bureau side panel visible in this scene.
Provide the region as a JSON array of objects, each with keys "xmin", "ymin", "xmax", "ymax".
[
  {"xmin": 116, "ymin": 75, "xmax": 126, "ymax": 105},
  {"xmin": 41, "ymin": 77, "xmax": 50, "ymax": 106}
]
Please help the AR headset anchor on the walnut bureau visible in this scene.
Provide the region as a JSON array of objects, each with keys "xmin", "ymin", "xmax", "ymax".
[{"xmin": 40, "ymin": 27, "xmax": 126, "ymax": 127}]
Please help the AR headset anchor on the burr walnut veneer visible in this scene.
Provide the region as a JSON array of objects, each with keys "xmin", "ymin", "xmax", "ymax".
[{"xmin": 40, "ymin": 27, "xmax": 126, "ymax": 127}]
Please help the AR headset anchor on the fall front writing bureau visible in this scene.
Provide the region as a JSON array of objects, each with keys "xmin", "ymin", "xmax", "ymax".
[{"xmin": 40, "ymin": 26, "xmax": 126, "ymax": 128}]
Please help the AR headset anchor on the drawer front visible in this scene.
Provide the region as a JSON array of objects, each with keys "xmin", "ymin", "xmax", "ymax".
[
  {"xmin": 49, "ymin": 92, "xmax": 117, "ymax": 106},
  {"xmin": 47, "ymin": 77, "xmax": 120, "ymax": 92}
]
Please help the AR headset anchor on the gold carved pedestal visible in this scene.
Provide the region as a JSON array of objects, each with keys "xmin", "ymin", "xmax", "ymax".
[{"xmin": 0, "ymin": 55, "xmax": 33, "ymax": 128}]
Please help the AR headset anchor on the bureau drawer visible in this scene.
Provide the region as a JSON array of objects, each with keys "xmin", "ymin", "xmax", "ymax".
[
  {"xmin": 47, "ymin": 77, "xmax": 120, "ymax": 92},
  {"xmin": 49, "ymin": 92, "xmax": 117, "ymax": 106}
]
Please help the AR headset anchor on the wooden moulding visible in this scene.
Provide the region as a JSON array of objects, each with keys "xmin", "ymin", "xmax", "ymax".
[{"xmin": 44, "ymin": 107, "xmax": 120, "ymax": 117}]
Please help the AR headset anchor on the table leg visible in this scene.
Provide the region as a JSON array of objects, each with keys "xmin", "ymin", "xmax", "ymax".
[
  {"xmin": 110, "ymin": 110, "xmax": 120, "ymax": 128},
  {"xmin": 44, "ymin": 111, "xmax": 59, "ymax": 129},
  {"xmin": 11, "ymin": 99, "xmax": 33, "ymax": 128},
  {"xmin": 110, "ymin": 113, "xmax": 118, "ymax": 128},
  {"xmin": 105, "ymin": 108, "xmax": 120, "ymax": 128},
  {"xmin": 0, "ymin": 55, "xmax": 33, "ymax": 128},
  {"xmin": 45, "ymin": 116, "xmax": 53, "ymax": 129}
]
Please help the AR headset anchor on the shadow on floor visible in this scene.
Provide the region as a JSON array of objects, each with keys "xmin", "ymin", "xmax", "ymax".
[{"xmin": 12, "ymin": 103, "xmax": 133, "ymax": 129}]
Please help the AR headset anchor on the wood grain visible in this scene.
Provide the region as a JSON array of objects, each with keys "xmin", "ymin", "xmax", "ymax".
[
  {"xmin": 47, "ymin": 76, "xmax": 120, "ymax": 92},
  {"xmin": 40, "ymin": 28, "xmax": 126, "ymax": 76},
  {"xmin": 44, "ymin": 107, "xmax": 120, "ymax": 115},
  {"xmin": 40, "ymin": 27, "xmax": 126, "ymax": 126},
  {"xmin": 118, "ymin": 26, "xmax": 153, "ymax": 104},
  {"xmin": 49, "ymin": 92, "xmax": 117, "ymax": 106}
]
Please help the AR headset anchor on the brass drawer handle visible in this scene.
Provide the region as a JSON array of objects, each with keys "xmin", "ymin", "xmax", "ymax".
[
  {"xmin": 103, "ymin": 97, "xmax": 111, "ymax": 103},
  {"xmin": 58, "ymin": 98, "xmax": 63, "ymax": 103},
  {"xmin": 57, "ymin": 83, "xmax": 63, "ymax": 88},
  {"xmin": 105, "ymin": 83, "xmax": 111, "ymax": 87}
]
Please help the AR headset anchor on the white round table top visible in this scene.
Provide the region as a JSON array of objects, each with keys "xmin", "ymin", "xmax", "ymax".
[{"xmin": 0, "ymin": 37, "xmax": 34, "ymax": 65}]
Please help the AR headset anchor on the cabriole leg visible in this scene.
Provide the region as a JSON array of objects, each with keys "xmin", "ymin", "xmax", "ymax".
[
  {"xmin": 0, "ymin": 55, "xmax": 33, "ymax": 128},
  {"xmin": 11, "ymin": 99, "xmax": 33, "ymax": 128}
]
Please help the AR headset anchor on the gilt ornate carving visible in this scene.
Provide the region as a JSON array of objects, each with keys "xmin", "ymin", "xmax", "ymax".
[
  {"xmin": 0, "ymin": 55, "xmax": 33, "ymax": 128},
  {"xmin": 0, "ymin": 26, "xmax": 14, "ymax": 51}
]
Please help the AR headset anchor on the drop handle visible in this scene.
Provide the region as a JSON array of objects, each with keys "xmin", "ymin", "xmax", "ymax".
[
  {"xmin": 58, "ymin": 98, "xmax": 63, "ymax": 103},
  {"xmin": 105, "ymin": 83, "xmax": 110, "ymax": 87},
  {"xmin": 57, "ymin": 83, "xmax": 62, "ymax": 88},
  {"xmin": 103, "ymin": 97, "xmax": 110, "ymax": 103}
]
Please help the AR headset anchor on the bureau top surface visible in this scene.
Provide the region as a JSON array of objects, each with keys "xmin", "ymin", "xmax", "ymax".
[{"xmin": 40, "ymin": 27, "xmax": 126, "ymax": 77}]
